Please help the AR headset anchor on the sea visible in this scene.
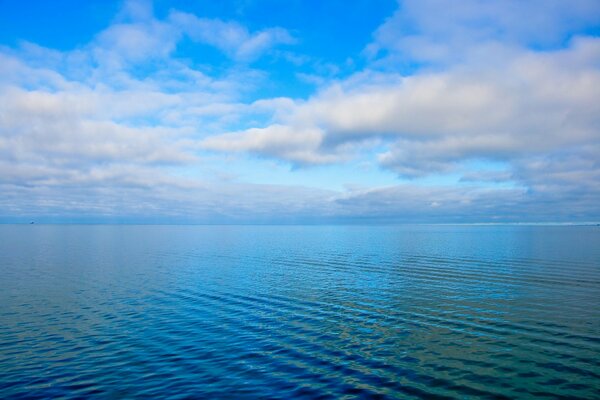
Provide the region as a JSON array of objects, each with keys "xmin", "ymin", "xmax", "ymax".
[{"xmin": 1, "ymin": 224, "xmax": 599, "ymax": 399}]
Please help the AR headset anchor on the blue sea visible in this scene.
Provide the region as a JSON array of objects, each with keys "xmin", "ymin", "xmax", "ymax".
[{"xmin": 1, "ymin": 225, "xmax": 599, "ymax": 399}]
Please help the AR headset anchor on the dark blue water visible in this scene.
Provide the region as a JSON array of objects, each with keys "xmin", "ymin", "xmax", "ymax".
[{"xmin": 1, "ymin": 225, "xmax": 599, "ymax": 399}]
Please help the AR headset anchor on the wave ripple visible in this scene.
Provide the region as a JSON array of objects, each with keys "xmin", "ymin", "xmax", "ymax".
[{"xmin": 1, "ymin": 225, "xmax": 599, "ymax": 398}]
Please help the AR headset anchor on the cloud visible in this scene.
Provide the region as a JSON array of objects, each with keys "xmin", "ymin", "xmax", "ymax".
[
  {"xmin": 194, "ymin": 0, "xmax": 600, "ymax": 222},
  {"xmin": 0, "ymin": 90, "xmax": 194, "ymax": 166},
  {"xmin": 92, "ymin": 21, "xmax": 178, "ymax": 68},
  {"xmin": 1, "ymin": 0, "xmax": 599, "ymax": 223},
  {"xmin": 365, "ymin": 0, "xmax": 600, "ymax": 64},
  {"xmin": 169, "ymin": 11, "xmax": 295, "ymax": 62},
  {"xmin": 0, "ymin": 0, "xmax": 295, "ymax": 213},
  {"xmin": 82, "ymin": 0, "xmax": 295, "ymax": 67},
  {"xmin": 459, "ymin": 170, "xmax": 513, "ymax": 183},
  {"xmin": 6, "ymin": 176, "xmax": 596, "ymax": 223},
  {"xmin": 202, "ymin": 37, "xmax": 600, "ymax": 174},
  {"xmin": 201, "ymin": 124, "xmax": 342, "ymax": 164},
  {"xmin": 0, "ymin": 165, "xmax": 342, "ymax": 223}
]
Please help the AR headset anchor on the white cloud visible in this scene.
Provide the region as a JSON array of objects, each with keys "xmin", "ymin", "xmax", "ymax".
[
  {"xmin": 0, "ymin": 0, "xmax": 297, "ymax": 210},
  {"xmin": 201, "ymin": 124, "xmax": 343, "ymax": 164},
  {"xmin": 169, "ymin": 11, "xmax": 295, "ymax": 62},
  {"xmin": 366, "ymin": 0, "xmax": 600, "ymax": 64},
  {"xmin": 196, "ymin": 9, "xmax": 600, "ymax": 222},
  {"xmin": 1, "ymin": 0, "xmax": 599, "ymax": 222},
  {"xmin": 93, "ymin": 20, "xmax": 179, "ymax": 66},
  {"xmin": 202, "ymin": 37, "xmax": 600, "ymax": 175}
]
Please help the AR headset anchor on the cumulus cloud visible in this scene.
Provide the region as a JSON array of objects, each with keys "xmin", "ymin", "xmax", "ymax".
[
  {"xmin": 0, "ymin": 0, "xmax": 298, "ymax": 222},
  {"xmin": 202, "ymin": 125, "xmax": 345, "ymax": 164},
  {"xmin": 194, "ymin": 0, "xmax": 599, "ymax": 222},
  {"xmin": 170, "ymin": 11, "xmax": 295, "ymax": 62},
  {"xmin": 202, "ymin": 37, "xmax": 600, "ymax": 174},
  {"xmin": 93, "ymin": 15, "xmax": 178, "ymax": 67},
  {"xmin": 198, "ymin": 2, "xmax": 600, "ymax": 204},
  {"xmin": 365, "ymin": 0, "xmax": 600, "ymax": 64},
  {"xmin": 82, "ymin": 0, "xmax": 295, "ymax": 67},
  {"xmin": 1, "ymin": 0, "xmax": 599, "ymax": 222}
]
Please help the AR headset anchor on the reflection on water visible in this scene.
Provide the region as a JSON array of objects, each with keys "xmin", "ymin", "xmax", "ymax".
[{"xmin": 1, "ymin": 225, "xmax": 599, "ymax": 398}]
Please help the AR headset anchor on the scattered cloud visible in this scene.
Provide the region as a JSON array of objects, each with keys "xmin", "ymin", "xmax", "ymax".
[
  {"xmin": 170, "ymin": 11, "xmax": 295, "ymax": 62},
  {"xmin": 1, "ymin": 0, "xmax": 599, "ymax": 222},
  {"xmin": 365, "ymin": 0, "xmax": 600, "ymax": 64},
  {"xmin": 203, "ymin": 37, "xmax": 600, "ymax": 176}
]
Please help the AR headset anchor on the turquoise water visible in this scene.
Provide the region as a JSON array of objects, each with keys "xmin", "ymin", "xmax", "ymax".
[{"xmin": 1, "ymin": 225, "xmax": 599, "ymax": 398}]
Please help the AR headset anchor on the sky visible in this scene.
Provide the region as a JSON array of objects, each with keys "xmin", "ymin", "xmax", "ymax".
[{"xmin": 0, "ymin": 0, "xmax": 599, "ymax": 224}]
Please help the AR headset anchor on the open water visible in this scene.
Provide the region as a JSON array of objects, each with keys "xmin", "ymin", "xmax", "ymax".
[{"xmin": 0, "ymin": 225, "xmax": 599, "ymax": 399}]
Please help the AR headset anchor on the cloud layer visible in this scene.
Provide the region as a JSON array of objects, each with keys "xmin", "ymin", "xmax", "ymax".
[{"xmin": 1, "ymin": 0, "xmax": 599, "ymax": 223}]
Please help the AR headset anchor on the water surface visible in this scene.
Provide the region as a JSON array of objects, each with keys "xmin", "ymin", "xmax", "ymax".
[{"xmin": 1, "ymin": 225, "xmax": 599, "ymax": 398}]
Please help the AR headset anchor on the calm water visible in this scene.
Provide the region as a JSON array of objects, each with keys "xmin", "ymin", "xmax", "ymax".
[{"xmin": 1, "ymin": 225, "xmax": 599, "ymax": 399}]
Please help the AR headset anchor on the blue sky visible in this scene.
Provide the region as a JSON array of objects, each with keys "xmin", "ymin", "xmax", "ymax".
[{"xmin": 1, "ymin": 0, "xmax": 599, "ymax": 223}]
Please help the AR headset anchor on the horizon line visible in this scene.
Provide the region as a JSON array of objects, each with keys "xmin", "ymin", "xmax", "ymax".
[{"xmin": 2, "ymin": 222, "xmax": 599, "ymax": 227}]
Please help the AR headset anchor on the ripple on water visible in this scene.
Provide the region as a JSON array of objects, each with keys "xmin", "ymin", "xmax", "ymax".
[{"xmin": 0, "ymin": 225, "xmax": 599, "ymax": 398}]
